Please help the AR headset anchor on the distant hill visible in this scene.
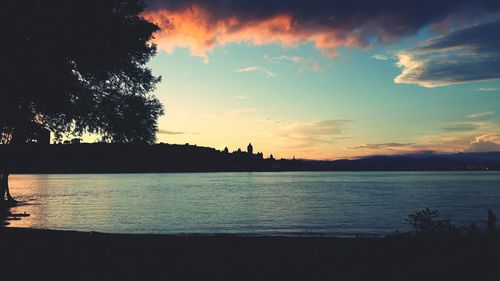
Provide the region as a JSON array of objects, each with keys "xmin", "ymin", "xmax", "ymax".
[
  {"xmin": 360, "ymin": 151, "xmax": 500, "ymax": 161},
  {"xmin": 0, "ymin": 144, "xmax": 499, "ymax": 173},
  {"xmin": 296, "ymin": 152, "xmax": 500, "ymax": 171}
]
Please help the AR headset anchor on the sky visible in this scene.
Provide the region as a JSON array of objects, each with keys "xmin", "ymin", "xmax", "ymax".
[{"xmin": 140, "ymin": 0, "xmax": 500, "ymax": 159}]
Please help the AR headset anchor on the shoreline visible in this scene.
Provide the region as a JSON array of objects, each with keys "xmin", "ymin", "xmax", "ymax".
[
  {"xmin": 3, "ymin": 226, "xmax": 386, "ymax": 238},
  {"xmin": 8, "ymin": 170, "xmax": 500, "ymax": 176},
  {"xmin": 3, "ymin": 169, "xmax": 500, "ymax": 175},
  {"xmin": 1, "ymin": 227, "xmax": 499, "ymax": 280}
]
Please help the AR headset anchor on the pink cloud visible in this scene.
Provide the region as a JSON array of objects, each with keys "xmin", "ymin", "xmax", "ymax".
[{"xmin": 143, "ymin": 5, "xmax": 366, "ymax": 62}]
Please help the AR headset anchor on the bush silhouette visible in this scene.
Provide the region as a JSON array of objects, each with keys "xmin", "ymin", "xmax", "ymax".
[
  {"xmin": 406, "ymin": 208, "xmax": 461, "ymax": 237},
  {"xmin": 463, "ymin": 222, "xmax": 481, "ymax": 237}
]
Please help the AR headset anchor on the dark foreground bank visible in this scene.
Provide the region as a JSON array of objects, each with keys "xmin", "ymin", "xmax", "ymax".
[{"xmin": 1, "ymin": 228, "xmax": 499, "ymax": 281}]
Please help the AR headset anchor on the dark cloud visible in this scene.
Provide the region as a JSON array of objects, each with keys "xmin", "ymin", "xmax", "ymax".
[
  {"xmin": 348, "ymin": 143, "xmax": 415, "ymax": 150},
  {"xmin": 157, "ymin": 129, "xmax": 185, "ymax": 135},
  {"xmin": 144, "ymin": 0, "xmax": 499, "ymax": 25},
  {"xmin": 142, "ymin": 0, "xmax": 500, "ymax": 61},
  {"xmin": 442, "ymin": 123, "xmax": 481, "ymax": 132},
  {"xmin": 466, "ymin": 140, "xmax": 500, "ymax": 152},
  {"xmin": 465, "ymin": 134, "xmax": 500, "ymax": 152},
  {"xmin": 278, "ymin": 119, "xmax": 351, "ymax": 145},
  {"xmin": 293, "ymin": 120, "xmax": 351, "ymax": 136},
  {"xmin": 395, "ymin": 19, "xmax": 500, "ymax": 87}
]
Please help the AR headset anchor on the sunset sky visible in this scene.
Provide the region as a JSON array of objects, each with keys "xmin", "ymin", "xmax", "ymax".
[{"xmin": 141, "ymin": 0, "xmax": 500, "ymax": 159}]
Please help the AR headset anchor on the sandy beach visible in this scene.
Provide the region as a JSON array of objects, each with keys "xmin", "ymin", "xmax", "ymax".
[{"xmin": 0, "ymin": 227, "xmax": 499, "ymax": 281}]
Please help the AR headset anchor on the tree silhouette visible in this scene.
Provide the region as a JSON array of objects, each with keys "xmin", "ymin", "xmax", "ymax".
[{"xmin": 0, "ymin": 0, "xmax": 163, "ymax": 204}]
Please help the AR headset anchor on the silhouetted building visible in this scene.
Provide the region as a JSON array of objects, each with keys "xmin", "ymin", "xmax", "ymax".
[
  {"xmin": 223, "ymin": 147, "xmax": 229, "ymax": 154},
  {"xmin": 247, "ymin": 143, "xmax": 253, "ymax": 155},
  {"xmin": 270, "ymin": 154, "xmax": 274, "ymax": 160}
]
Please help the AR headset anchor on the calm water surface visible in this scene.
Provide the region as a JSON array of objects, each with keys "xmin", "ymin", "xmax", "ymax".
[{"xmin": 7, "ymin": 172, "xmax": 500, "ymax": 237}]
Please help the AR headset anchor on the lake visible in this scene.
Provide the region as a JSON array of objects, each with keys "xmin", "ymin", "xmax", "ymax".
[{"xmin": 6, "ymin": 171, "xmax": 500, "ymax": 237}]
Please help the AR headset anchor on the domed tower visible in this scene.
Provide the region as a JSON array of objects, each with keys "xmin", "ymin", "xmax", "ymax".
[{"xmin": 247, "ymin": 143, "xmax": 253, "ymax": 155}]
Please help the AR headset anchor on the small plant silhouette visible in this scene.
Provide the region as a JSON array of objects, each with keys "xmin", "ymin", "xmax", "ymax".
[
  {"xmin": 463, "ymin": 222, "xmax": 481, "ymax": 237},
  {"xmin": 406, "ymin": 208, "xmax": 460, "ymax": 237}
]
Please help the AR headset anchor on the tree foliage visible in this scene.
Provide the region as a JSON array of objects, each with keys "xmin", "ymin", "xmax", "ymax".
[{"xmin": 0, "ymin": 0, "xmax": 163, "ymax": 145}]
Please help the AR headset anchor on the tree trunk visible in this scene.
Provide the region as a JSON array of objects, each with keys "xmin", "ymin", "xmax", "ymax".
[
  {"xmin": 2, "ymin": 127, "xmax": 22, "ymax": 205},
  {"xmin": 0, "ymin": 173, "xmax": 5, "ymax": 201},
  {"xmin": 0, "ymin": 173, "xmax": 16, "ymax": 205},
  {"xmin": 5, "ymin": 174, "xmax": 16, "ymax": 203}
]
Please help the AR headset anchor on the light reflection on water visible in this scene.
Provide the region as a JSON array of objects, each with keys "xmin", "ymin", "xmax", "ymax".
[{"xmin": 6, "ymin": 171, "xmax": 500, "ymax": 236}]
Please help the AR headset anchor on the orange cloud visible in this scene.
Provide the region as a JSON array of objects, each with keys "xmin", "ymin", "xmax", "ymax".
[{"xmin": 143, "ymin": 5, "xmax": 366, "ymax": 62}]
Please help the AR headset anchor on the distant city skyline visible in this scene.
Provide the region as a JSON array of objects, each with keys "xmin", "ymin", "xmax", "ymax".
[{"xmin": 141, "ymin": 2, "xmax": 499, "ymax": 159}]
